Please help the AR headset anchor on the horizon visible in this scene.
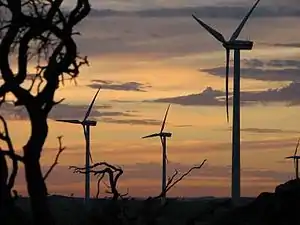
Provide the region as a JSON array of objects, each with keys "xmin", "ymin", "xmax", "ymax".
[{"xmin": 1, "ymin": 0, "xmax": 300, "ymax": 198}]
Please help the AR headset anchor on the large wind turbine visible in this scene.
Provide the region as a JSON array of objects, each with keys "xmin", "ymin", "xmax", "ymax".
[
  {"xmin": 142, "ymin": 104, "xmax": 172, "ymax": 202},
  {"xmin": 286, "ymin": 138, "xmax": 300, "ymax": 180},
  {"xmin": 56, "ymin": 87, "xmax": 101, "ymax": 205},
  {"xmin": 192, "ymin": 0, "xmax": 261, "ymax": 204}
]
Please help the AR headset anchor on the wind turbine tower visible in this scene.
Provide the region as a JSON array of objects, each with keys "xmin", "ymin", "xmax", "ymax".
[
  {"xmin": 286, "ymin": 138, "xmax": 300, "ymax": 180},
  {"xmin": 192, "ymin": 0, "xmax": 261, "ymax": 204},
  {"xmin": 142, "ymin": 104, "xmax": 172, "ymax": 203},
  {"xmin": 56, "ymin": 87, "xmax": 101, "ymax": 205}
]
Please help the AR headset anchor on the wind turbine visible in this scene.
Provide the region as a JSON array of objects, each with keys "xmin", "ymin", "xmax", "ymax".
[
  {"xmin": 56, "ymin": 87, "xmax": 101, "ymax": 205},
  {"xmin": 142, "ymin": 104, "xmax": 171, "ymax": 203},
  {"xmin": 286, "ymin": 138, "xmax": 300, "ymax": 180},
  {"xmin": 192, "ymin": 0, "xmax": 261, "ymax": 204}
]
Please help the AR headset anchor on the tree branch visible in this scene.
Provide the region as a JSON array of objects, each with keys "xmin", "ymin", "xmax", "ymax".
[
  {"xmin": 43, "ymin": 135, "xmax": 66, "ymax": 181},
  {"xmin": 70, "ymin": 162, "xmax": 126, "ymax": 200},
  {"xmin": 0, "ymin": 115, "xmax": 21, "ymax": 191}
]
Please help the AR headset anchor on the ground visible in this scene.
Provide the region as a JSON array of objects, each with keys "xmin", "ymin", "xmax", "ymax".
[{"xmin": 14, "ymin": 195, "xmax": 255, "ymax": 225}]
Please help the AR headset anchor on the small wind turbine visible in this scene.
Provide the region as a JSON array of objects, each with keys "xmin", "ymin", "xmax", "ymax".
[
  {"xmin": 142, "ymin": 104, "xmax": 172, "ymax": 203},
  {"xmin": 192, "ymin": 0, "xmax": 261, "ymax": 204},
  {"xmin": 286, "ymin": 138, "xmax": 300, "ymax": 180},
  {"xmin": 56, "ymin": 87, "xmax": 101, "ymax": 205}
]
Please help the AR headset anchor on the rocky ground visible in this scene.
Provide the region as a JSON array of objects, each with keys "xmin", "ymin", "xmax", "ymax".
[{"xmin": 206, "ymin": 179, "xmax": 300, "ymax": 225}]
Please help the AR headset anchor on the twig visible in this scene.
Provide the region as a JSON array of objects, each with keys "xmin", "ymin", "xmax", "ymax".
[
  {"xmin": 155, "ymin": 159, "xmax": 207, "ymax": 199},
  {"xmin": 43, "ymin": 136, "xmax": 66, "ymax": 180}
]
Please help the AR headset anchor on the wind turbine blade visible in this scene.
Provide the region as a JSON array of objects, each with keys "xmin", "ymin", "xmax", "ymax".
[
  {"xmin": 89, "ymin": 151, "xmax": 93, "ymax": 164},
  {"xmin": 192, "ymin": 14, "xmax": 226, "ymax": 43},
  {"xmin": 160, "ymin": 104, "xmax": 171, "ymax": 133},
  {"xmin": 230, "ymin": 0, "xmax": 261, "ymax": 41},
  {"xmin": 56, "ymin": 119, "xmax": 81, "ymax": 124},
  {"xmin": 225, "ymin": 48, "xmax": 230, "ymax": 123},
  {"xmin": 142, "ymin": 133, "xmax": 160, "ymax": 139},
  {"xmin": 160, "ymin": 136, "xmax": 169, "ymax": 164},
  {"xmin": 293, "ymin": 138, "xmax": 300, "ymax": 172},
  {"xmin": 294, "ymin": 138, "xmax": 300, "ymax": 156},
  {"xmin": 83, "ymin": 87, "xmax": 101, "ymax": 122}
]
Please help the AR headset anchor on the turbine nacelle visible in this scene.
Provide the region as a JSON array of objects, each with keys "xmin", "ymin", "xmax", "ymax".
[
  {"xmin": 142, "ymin": 132, "xmax": 172, "ymax": 139},
  {"xmin": 56, "ymin": 119, "xmax": 97, "ymax": 126},
  {"xmin": 286, "ymin": 156, "xmax": 300, "ymax": 160},
  {"xmin": 82, "ymin": 120, "xmax": 97, "ymax": 126},
  {"xmin": 223, "ymin": 40, "xmax": 253, "ymax": 50}
]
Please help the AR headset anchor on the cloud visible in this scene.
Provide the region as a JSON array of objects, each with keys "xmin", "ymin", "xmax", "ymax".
[
  {"xmin": 0, "ymin": 102, "xmax": 132, "ymax": 121},
  {"xmin": 101, "ymin": 116, "xmax": 192, "ymax": 127},
  {"xmin": 88, "ymin": 80, "xmax": 151, "ymax": 92},
  {"xmin": 146, "ymin": 81, "xmax": 300, "ymax": 107},
  {"xmin": 146, "ymin": 87, "xmax": 229, "ymax": 106},
  {"xmin": 239, "ymin": 82, "xmax": 300, "ymax": 105},
  {"xmin": 269, "ymin": 43, "xmax": 300, "ymax": 48},
  {"xmin": 202, "ymin": 58, "xmax": 300, "ymax": 82},
  {"xmin": 88, "ymin": 5, "xmax": 300, "ymax": 19},
  {"xmin": 146, "ymin": 86, "xmax": 254, "ymax": 107},
  {"xmin": 101, "ymin": 118, "xmax": 162, "ymax": 126},
  {"xmin": 202, "ymin": 67, "xmax": 300, "ymax": 82},
  {"xmin": 222, "ymin": 127, "xmax": 300, "ymax": 135}
]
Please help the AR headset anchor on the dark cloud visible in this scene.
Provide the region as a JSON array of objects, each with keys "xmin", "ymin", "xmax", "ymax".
[
  {"xmin": 146, "ymin": 87, "xmax": 229, "ymax": 106},
  {"xmin": 101, "ymin": 117, "xmax": 192, "ymax": 127},
  {"xmin": 202, "ymin": 67, "xmax": 300, "ymax": 82},
  {"xmin": 101, "ymin": 118, "xmax": 162, "ymax": 126},
  {"xmin": 202, "ymin": 58, "xmax": 300, "ymax": 82},
  {"xmin": 242, "ymin": 59, "xmax": 265, "ymax": 68},
  {"xmin": 146, "ymin": 87, "xmax": 254, "ymax": 107},
  {"xmin": 88, "ymin": 5, "xmax": 300, "ymax": 19},
  {"xmin": 147, "ymin": 82, "xmax": 300, "ymax": 107},
  {"xmin": 267, "ymin": 60, "xmax": 300, "ymax": 68},
  {"xmin": 239, "ymin": 82, "xmax": 300, "ymax": 105},
  {"xmin": 224, "ymin": 127, "xmax": 300, "ymax": 134},
  {"xmin": 88, "ymin": 80, "xmax": 151, "ymax": 92},
  {"xmin": 0, "ymin": 102, "xmax": 28, "ymax": 120},
  {"xmin": 262, "ymin": 42, "xmax": 300, "ymax": 48},
  {"xmin": 0, "ymin": 102, "xmax": 132, "ymax": 121}
]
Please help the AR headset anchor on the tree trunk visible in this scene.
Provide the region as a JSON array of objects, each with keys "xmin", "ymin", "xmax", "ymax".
[
  {"xmin": 0, "ymin": 152, "xmax": 9, "ymax": 210},
  {"xmin": 23, "ymin": 110, "xmax": 55, "ymax": 225}
]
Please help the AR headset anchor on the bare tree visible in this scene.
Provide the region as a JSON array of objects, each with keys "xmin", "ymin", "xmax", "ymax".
[
  {"xmin": 70, "ymin": 162, "xmax": 128, "ymax": 200},
  {"xmin": 155, "ymin": 159, "xmax": 207, "ymax": 200},
  {"xmin": 70, "ymin": 160, "xmax": 207, "ymax": 225},
  {"xmin": 0, "ymin": 1, "xmax": 91, "ymax": 224}
]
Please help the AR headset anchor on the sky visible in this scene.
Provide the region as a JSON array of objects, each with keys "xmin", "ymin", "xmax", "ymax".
[{"xmin": 1, "ymin": 0, "xmax": 300, "ymax": 198}]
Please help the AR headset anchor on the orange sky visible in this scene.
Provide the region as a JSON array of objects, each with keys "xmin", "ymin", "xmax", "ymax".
[{"xmin": 2, "ymin": 1, "xmax": 300, "ymax": 198}]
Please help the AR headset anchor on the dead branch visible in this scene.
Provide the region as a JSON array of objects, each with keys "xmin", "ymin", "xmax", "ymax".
[
  {"xmin": 70, "ymin": 162, "xmax": 126, "ymax": 200},
  {"xmin": 43, "ymin": 135, "xmax": 66, "ymax": 181},
  {"xmin": 155, "ymin": 159, "xmax": 207, "ymax": 199}
]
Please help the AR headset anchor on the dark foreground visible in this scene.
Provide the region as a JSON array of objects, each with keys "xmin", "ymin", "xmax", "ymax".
[{"xmin": 5, "ymin": 179, "xmax": 300, "ymax": 225}]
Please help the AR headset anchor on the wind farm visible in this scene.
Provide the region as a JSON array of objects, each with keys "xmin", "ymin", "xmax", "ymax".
[{"xmin": 1, "ymin": 0, "xmax": 300, "ymax": 224}]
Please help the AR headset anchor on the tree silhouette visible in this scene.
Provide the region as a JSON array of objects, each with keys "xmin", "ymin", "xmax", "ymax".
[{"xmin": 0, "ymin": 1, "xmax": 91, "ymax": 224}]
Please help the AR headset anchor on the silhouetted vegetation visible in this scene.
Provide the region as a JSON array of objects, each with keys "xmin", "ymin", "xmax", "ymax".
[{"xmin": 0, "ymin": 0, "xmax": 91, "ymax": 224}]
